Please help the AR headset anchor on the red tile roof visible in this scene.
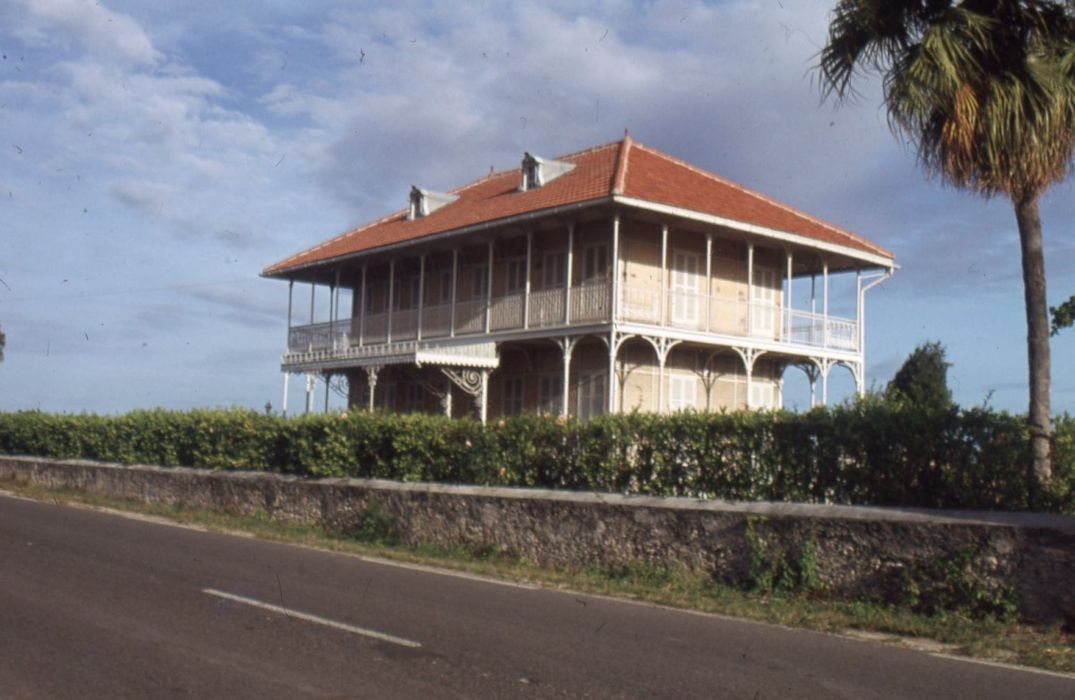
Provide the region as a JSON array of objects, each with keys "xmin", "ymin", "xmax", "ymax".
[{"xmin": 264, "ymin": 137, "xmax": 892, "ymax": 276}]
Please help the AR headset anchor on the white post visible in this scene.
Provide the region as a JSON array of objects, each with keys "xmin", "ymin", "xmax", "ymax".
[
  {"xmin": 660, "ymin": 224, "xmax": 669, "ymax": 325},
  {"xmin": 560, "ymin": 339, "xmax": 573, "ymax": 419},
  {"xmin": 479, "ymin": 370, "xmax": 489, "ymax": 425},
  {"xmin": 608, "ymin": 332, "xmax": 616, "ymax": 413},
  {"xmin": 564, "ymin": 224, "xmax": 575, "ymax": 324},
  {"xmin": 387, "ymin": 259, "xmax": 395, "ymax": 344},
  {"xmin": 358, "ymin": 264, "xmax": 367, "ymax": 346},
  {"xmin": 747, "ymin": 243, "xmax": 755, "ymax": 335},
  {"xmin": 524, "ymin": 231, "xmax": 533, "ymax": 329},
  {"xmin": 705, "ymin": 233, "xmax": 713, "ymax": 332},
  {"xmin": 309, "ymin": 282, "xmax": 315, "ymax": 324},
  {"xmin": 611, "ymin": 213, "xmax": 620, "ymax": 322},
  {"xmin": 484, "ymin": 239, "xmax": 493, "ymax": 333},
  {"xmin": 286, "ymin": 279, "xmax": 294, "ymax": 335},
  {"xmin": 786, "ymin": 252, "xmax": 793, "ymax": 341},
  {"xmin": 366, "ymin": 366, "xmax": 379, "ymax": 412},
  {"xmin": 281, "ymin": 372, "xmax": 289, "ymax": 417},
  {"xmin": 822, "ymin": 259, "xmax": 829, "ymax": 348},
  {"xmin": 304, "ymin": 372, "xmax": 314, "ymax": 415},
  {"xmin": 745, "ymin": 360, "xmax": 754, "ymax": 409},
  {"xmin": 657, "ymin": 349, "xmax": 667, "ymax": 414},
  {"xmin": 324, "ymin": 373, "xmax": 330, "ymax": 413},
  {"xmin": 450, "ymin": 248, "xmax": 459, "ymax": 337},
  {"xmin": 417, "ymin": 253, "xmax": 426, "ymax": 341}
]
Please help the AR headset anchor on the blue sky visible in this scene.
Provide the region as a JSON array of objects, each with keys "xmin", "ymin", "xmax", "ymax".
[{"xmin": 0, "ymin": 0, "xmax": 1072, "ymax": 415}]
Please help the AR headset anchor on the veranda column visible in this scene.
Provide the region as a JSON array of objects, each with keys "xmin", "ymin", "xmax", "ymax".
[
  {"xmin": 304, "ymin": 372, "xmax": 315, "ymax": 415},
  {"xmin": 366, "ymin": 366, "xmax": 380, "ymax": 412},
  {"xmin": 705, "ymin": 233, "xmax": 713, "ymax": 332},
  {"xmin": 746, "ymin": 243, "xmax": 754, "ymax": 336},
  {"xmin": 560, "ymin": 338, "xmax": 575, "ymax": 419},
  {"xmin": 479, "ymin": 370, "xmax": 490, "ymax": 425},
  {"xmin": 607, "ymin": 331, "xmax": 617, "ymax": 413},
  {"xmin": 450, "ymin": 248, "xmax": 458, "ymax": 337},
  {"xmin": 524, "ymin": 231, "xmax": 532, "ymax": 329},
  {"xmin": 324, "ymin": 373, "xmax": 330, "ymax": 413},
  {"xmin": 785, "ymin": 252, "xmax": 793, "ymax": 341},
  {"xmin": 281, "ymin": 372, "xmax": 289, "ymax": 417},
  {"xmin": 358, "ymin": 264, "xmax": 367, "ymax": 346},
  {"xmin": 286, "ymin": 279, "xmax": 294, "ymax": 336},
  {"xmin": 417, "ymin": 253, "xmax": 426, "ymax": 341},
  {"xmin": 564, "ymin": 223, "xmax": 574, "ymax": 324},
  {"xmin": 484, "ymin": 240, "xmax": 494, "ymax": 332},
  {"xmin": 822, "ymin": 259, "xmax": 830, "ymax": 348},
  {"xmin": 660, "ymin": 223, "xmax": 669, "ymax": 325},
  {"xmin": 386, "ymin": 259, "xmax": 395, "ymax": 344},
  {"xmin": 611, "ymin": 213, "xmax": 620, "ymax": 322}
]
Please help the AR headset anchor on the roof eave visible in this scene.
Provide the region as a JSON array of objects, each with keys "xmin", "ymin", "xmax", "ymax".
[
  {"xmin": 612, "ymin": 194, "xmax": 895, "ymax": 270},
  {"xmin": 262, "ymin": 195, "xmax": 617, "ymax": 280}
]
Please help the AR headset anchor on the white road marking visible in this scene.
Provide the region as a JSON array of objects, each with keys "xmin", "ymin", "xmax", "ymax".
[
  {"xmin": 929, "ymin": 653, "xmax": 1075, "ymax": 681},
  {"xmin": 202, "ymin": 588, "xmax": 421, "ymax": 649}
]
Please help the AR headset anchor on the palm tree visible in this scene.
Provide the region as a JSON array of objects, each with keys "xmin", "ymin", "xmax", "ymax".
[{"xmin": 818, "ymin": 0, "xmax": 1075, "ymax": 489}]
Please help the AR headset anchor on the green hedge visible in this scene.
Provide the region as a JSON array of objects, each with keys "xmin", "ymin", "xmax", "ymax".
[{"xmin": 0, "ymin": 404, "xmax": 1072, "ymax": 513}]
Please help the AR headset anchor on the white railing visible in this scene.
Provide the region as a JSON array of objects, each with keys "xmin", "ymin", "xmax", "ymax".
[
  {"xmin": 620, "ymin": 285, "xmax": 660, "ymax": 324},
  {"xmin": 785, "ymin": 309, "xmax": 857, "ymax": 350},
  {"xmin": 528, "ymin": 286, "xmax": 564, "ymax": 327},
  {"xmin": 392, "ymin": 308, "xmax": 418, "ymax": 341},
  {"xmin": 288, "ymin": 320, "xmax": 349, "ymax": 352},
  {"xmin": 422, "ymin": 303, "xmax": 451, "ymax": 338},
  {"xmin": 570, "ymin": 280, "xmax": 611, "ymax": 323},
  {"xmin": 363, "ymin": 312, "xmax": 387, "ymax": 345},
  {"xmin": 454, "ymin": 298, "xmax": 486, "ymax": 335},
  {"xmin": 490, "ymin": 291, "xmax": 525, "ymax": 330},
  {"xmin": 287, "ymin": 283, "xmax": 859, "ymax": 354}
]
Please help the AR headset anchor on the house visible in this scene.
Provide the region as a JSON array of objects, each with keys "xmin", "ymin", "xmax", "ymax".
[{"xmin": 262, "ymin": 136, "xmax": 894, "ymax": 421}]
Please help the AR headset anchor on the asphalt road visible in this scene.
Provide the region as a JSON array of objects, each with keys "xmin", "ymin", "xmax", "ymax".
[{"xmin": 1, "ymin": 493, "xmax": 1072, "ymax": 699}]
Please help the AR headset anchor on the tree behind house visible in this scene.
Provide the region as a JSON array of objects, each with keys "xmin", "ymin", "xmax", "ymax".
[{"xmin": 886, "ymin": 342, "xmax": 953, "ymax": 409}]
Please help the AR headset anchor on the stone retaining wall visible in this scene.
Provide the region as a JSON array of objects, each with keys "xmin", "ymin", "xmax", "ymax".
[{"xmin": 2, "ymin": 455, "xmax": 1073, "ymax": 623}]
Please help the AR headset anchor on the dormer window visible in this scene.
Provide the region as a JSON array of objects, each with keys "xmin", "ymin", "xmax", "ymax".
[
  {"xmin": 408, "ymin": 186, "xmax": 458, "ymax": 220},
  {"xmin": 519, "ymin": 152, "xmax": 575, "ymax": 192}
]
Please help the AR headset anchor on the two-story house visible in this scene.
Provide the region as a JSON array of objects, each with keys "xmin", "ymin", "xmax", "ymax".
[{"xmin": 263, "ymin": 136, "xmax": 894, "ymax": 421}]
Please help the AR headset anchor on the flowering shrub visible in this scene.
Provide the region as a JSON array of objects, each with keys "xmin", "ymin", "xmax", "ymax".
[{"xmin": 0, "ymin": 404, "xmax": 1071, "ymax": 513}]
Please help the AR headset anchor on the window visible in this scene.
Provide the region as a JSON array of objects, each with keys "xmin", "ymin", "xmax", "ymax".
[
  {"xmin": 669, "ymin": 374, "xmax": 697, "ymax": 412},
  {"xmin": 403, "ymin": 383, "xmax": 425, "ymax": 413},
  {"xmin": 750, "ymin": 267, "xmax": 777, "ymax": 337},
  {"xmin": 671, "ymin": 250, "xmax": 700, "ymax": 324},
  {"xmin": 576, "ymin": 372, "xmax": 605, "ymax": 420},
  {"xmin": 538, "ymin": 375, "xmax": 562, "ymax": 415},
  {"xmin": 543, "ymin": 252, "xmax": 565, "ymax": 288},
  {"xmin": 472, "ymin": 266, "xmax": 488, "ymax": 298},
  {"xmin": 582, "ymin": 244, "xmax": 608, "ymax": 281},
  {"xmin": 505, "ymin": 258, "xmax": 526, "ymax": 293},
  {"xmin": 502, "ymin": 376, "xmax": 524, "ymax": 415},
  {"xmin": 439, "ymin": 271, "xmax": 453, "ymax": 304},
  {"xmin": 749, "ymin": 381, "xmax": 775, "ymax": 410}
]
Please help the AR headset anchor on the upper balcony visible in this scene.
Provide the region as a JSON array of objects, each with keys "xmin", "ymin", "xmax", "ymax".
[{"xmin": 284, "ymin": 279, "xmax": 858, "ymax": 363}]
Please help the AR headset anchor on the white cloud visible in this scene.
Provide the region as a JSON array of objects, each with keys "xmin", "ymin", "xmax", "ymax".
[{"xmin": 12, "ymin": 0, "xmax": 160, "ymax": 66}]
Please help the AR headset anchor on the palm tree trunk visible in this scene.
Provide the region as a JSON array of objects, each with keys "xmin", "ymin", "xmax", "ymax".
[{"xmin": 1014, "ymin": 194, "xmax": 1052, "ymax": 495}]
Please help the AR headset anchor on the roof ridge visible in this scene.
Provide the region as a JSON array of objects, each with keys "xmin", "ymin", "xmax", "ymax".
[
  {"xmin": 611, "ymin": 135, "xmax": 631, "ymax": 194},
  {"xmin": 630, "ymin": 141, "xmax": 890, "ymax": 257}
]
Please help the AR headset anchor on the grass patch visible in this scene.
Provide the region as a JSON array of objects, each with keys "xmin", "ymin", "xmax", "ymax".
[{"xmin": 3, "ymin": 479, "xmax": 1072, "ymax": 675}]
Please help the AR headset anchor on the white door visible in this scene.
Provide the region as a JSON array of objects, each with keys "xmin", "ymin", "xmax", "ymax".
[
  {"xmin": 751, "ymin": 268, "xmax": 777, "ymax": 337},
  {"xmin": 671, "ymin": 250, "xmax": 700, "ymax": 325}
]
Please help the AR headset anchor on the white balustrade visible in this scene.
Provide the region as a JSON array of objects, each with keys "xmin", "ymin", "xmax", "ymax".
[
  {"xmin": 528, "ymin": 287, "xmax": 564, "ymax": 327},
  {"xmin": 286, "ymin": 282, "xmax": 859, "ymax": 357}
]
